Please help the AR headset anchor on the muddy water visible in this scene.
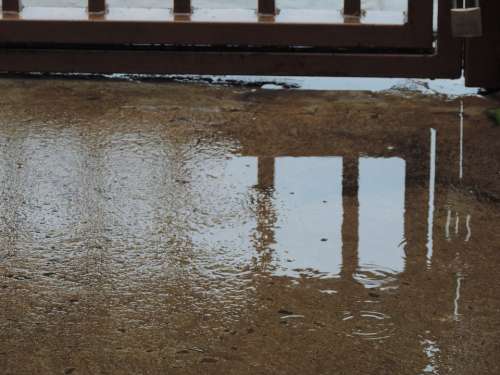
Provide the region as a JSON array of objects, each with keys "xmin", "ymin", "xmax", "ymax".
[{"xmin": 0, "ymin": 79, "xmax": 499, "ymax": 375}]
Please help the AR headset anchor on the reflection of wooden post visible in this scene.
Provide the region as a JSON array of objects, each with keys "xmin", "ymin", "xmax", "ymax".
[
  {"xmin": 255, "ymin": 157, "xmax": 276, "ymax": 269},
  {"xmin": 255, "ymin": 193, "xmax": 276, "ymax": 253},
  {"xmin": 258, "ymin": 157, "xmax": 275, "ymax": 190},
  {"xmin": 403, "ymin": 148, "xmax": 430, "ymax": 272},
  {"xmin": 341, "ymin": 157, "xmax": 359, "ymax": 279},
  {"xmin": 432, "ymin": 131, "xmax": 461, "ymax": 266}
]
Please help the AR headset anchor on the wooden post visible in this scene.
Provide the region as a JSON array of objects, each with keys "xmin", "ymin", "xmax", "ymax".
[
  {"xmin": 88, "ymin": 0, "xmax": 106, "ymax": 14},
  {"xmin": 174, "ymin": 0, "xmax": 191, "ymax": 14},
  {"xmin": 258, "ymin": 0, "xmax": 276, "ymax": 15},
  {"xmin": 465, "ymin": 0, "xmax": 500, "ymax": 89},
  {"xmin": 344, "ymin": 0, "xmax": 361, "ymax": 16},
  {"xmin": 2, "ymin": 0, "xmax": 22, "ymax": 13}
]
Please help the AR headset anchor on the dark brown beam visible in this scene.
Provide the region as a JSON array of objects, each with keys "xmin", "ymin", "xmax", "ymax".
[
  {"xmin": 465, "ymin": 0, "xmax": 500, "ymax": 89},
  {"xmin": 173, "ymin": 0, "xmax": 191, "ymax": 14},
  {"xmin": 0, "ymin": 48, "xmax": 461, "ymax": 78},
  {"xmin": 2, "ymin": 0, "xmax": 22, "ymax": 13},
  {"xmin": 88, "ymin": 0, "xmax": 106, "ymax": 14},
  {"xmin": 0, "ymin": 0, "xmax": 460, "ymax": 78},
  {"xmin": 407, "ymin": 0, "xmax": 433, "ymax": 39},
  {"xmin": 344, "ymin": 0, "xmax": 361, "ymax": 16},
  {"xmin": 0, "ymin": 21, "xmax": 432, "ymax": 49},
  {"xmin": 258, "ymin": 0, "xmax": 276, "ymax": 15}
]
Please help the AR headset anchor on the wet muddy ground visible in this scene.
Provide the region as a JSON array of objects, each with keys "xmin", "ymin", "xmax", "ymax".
[{"xmin": 0, "ymin": 78, "xmax": 499, "ymax": 375}]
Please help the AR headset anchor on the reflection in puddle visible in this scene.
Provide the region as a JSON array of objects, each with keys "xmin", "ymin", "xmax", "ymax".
[
  {"xmin": 421, "ymin": 338, "xmax": 441, "ymax": 374},
  {"xmin": 1, "ymin": 87, "xmax": 498, "ymax": 375},
  {"xmin": 453, "ymin": 272, "xmax": 464, "ymax": 321},
  {"xmin": 256, "ymin": 155, "xmax": 410, "ymax": 284},
  {"xmin": 273, "ymin": 157, "xmax": 343, "ymax": 278},
  {"xmin": 343, "ymin": 310, "xmax": 396, "ymax": 341},
  {"xmin": 427, "ymin": 128, "xmax": 437, "ymax": 267},
  {"xmin": 0, "ymin": 110, "xmax": 473, "ymax": 301},
  {"xmin": 357, "ymin": 157, "xmax": 405, "ymax": 286}
]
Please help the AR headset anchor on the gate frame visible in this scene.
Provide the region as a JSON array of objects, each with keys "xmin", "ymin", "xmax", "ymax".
[
  {"xmin": 0, "ymin": 0, "xmax": 461, "ymax": 81},
  {"xmin": 0, "ymin": 0, "xmax": 433, "ymax": 49},
  {"xmin": 465, "ymin": 0, "xmax": 500, "ymax": 89}
]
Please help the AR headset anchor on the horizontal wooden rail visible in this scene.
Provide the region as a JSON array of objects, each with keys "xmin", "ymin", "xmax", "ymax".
[
  {"xmin": 0, "ymin": 0, "xmax": 435, "ymax": 50},
  {"xmin": 0, "ymin": 20, "xmax": 432, "ymax": 49},
  {"xmin": 0, "ymin": 0, "xmax": 463, "ymax": 84},
  {"xmin": 0, "ymin": 48, "xmax": 461, "ymax": 79}
]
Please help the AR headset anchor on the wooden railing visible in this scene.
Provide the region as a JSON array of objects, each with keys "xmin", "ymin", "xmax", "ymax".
[{"xmin": 0, "ymin": 0, "xmax": 497, "ymax": 89}]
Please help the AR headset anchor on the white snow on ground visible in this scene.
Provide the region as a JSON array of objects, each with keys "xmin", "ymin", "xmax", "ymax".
[
  {"xmin": 89, "ymin": 73, "xmax": 477, "ymax": 97},
  {"xmin": 225, "ymin": 76, "xmax": 479, "ymax": 96},
  {"xmin": 95, "ymin": 74, "xmax": 479, "ymax": 97}
]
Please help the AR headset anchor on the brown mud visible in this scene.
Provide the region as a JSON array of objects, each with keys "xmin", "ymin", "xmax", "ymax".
[{"xmin": 0, "ymin": 78, "xmax": 499, "ymax": 375}]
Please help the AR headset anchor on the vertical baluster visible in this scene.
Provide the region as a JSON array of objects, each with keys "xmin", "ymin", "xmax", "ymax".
[
  {"xmin": 344, "ymin": 0, "xmax": 361, "ymax": 16},
  {"xmin": 258, "ymin": 0, "xmax": 276, "ymax": 15},
  {"xmin": 2, "ymin": 0, "xmax": 22, "ymax": 13},
  {"xmin": 174, "ymin": 0, "xmax": 191, "ymax": 14},
  {"xmin": 88, "ymin": 0, "xmax": 106, "ymax": 14}
]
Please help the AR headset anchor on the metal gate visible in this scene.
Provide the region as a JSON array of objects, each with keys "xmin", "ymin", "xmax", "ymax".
[{"xmin": 0, "ymin": 0, "xmax": 498, "ymax": 88}]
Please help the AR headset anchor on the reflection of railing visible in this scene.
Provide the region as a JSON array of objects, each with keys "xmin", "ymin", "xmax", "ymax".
[
  {"xmin": 250, "ymin": 107, "xmax": 476, "ymax": 285},
  {"xmin": 252, "ymin": 140, "xmax": 433, "ymax": 281}
]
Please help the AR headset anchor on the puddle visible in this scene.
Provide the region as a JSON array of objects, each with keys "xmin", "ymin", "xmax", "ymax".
[
  {"xmin": 343, "ymin": 310, "xmax": 396, "ymax": 341},
  {"xmin": 0, "ymin": 80, "xmax": 499, "ymax": 374}
]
